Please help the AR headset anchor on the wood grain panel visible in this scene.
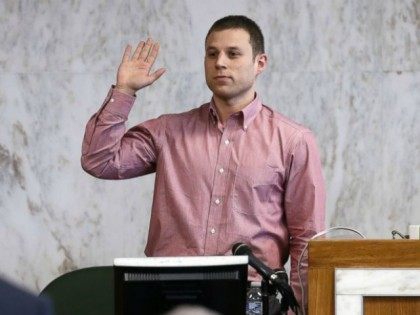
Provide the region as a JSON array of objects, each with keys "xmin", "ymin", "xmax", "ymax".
[
  {"xmin": 309, "ymin": 239, "xmax": 420, "ymax": 268},
  {"xmin": 307, "ymin": 268, "xmax": 334, "ymax": 315},
  {"xmin": 364, "ymin": 297, "xmax": 420, "ymax": 315},
  {"xmin": 307, "ymin": 240, "xmax": 420, "ymax": 315}
]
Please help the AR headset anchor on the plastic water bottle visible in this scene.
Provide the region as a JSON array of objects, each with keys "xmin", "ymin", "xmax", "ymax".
[{"xmin": 246, "ymin": 282, "xmax": 263, "ymax": 315}]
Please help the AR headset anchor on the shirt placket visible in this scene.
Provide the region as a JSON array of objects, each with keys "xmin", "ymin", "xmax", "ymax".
[{"xmin": 203, "ymin": 118, "xmax": 238, "ymax": 255}]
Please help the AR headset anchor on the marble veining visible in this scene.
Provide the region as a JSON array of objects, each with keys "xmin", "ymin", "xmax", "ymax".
[
  {"xmin": 0, "ymin": 0, "xmax": 418, "ymax": 293},
  {"xmin": 335, "ymin": 268, "xmax": 420, "ymax": 315},
  {"xmin": 336, "ymin": 268, "xmax": 420, "ymax": 295}
]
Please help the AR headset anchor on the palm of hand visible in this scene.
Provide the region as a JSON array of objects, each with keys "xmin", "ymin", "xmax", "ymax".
[
  {"xmin": 117, "ymin": 59, "xmax": 154, "ymax": 90},
  {"xmin": 116, "ymin": 38, "xmax": 165, "ymax": 93}
]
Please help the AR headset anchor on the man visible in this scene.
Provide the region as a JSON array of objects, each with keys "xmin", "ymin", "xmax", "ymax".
[{"xmin": 82, "ymin": 15, "xmax": 325, "ymax": 314}]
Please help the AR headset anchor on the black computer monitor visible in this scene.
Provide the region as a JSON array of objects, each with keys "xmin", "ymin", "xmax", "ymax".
[{"xmin": 114, "ymin": 256, "xmax": 248, "ymax": 315}]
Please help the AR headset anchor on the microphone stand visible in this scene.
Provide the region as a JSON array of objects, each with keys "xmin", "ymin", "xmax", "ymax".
[
  {"xmin": 263, "ymin": 269, "xmax": 299, "ymax": 315},
  {"xmin": 261, "ymin": 279, "xmax": 270, "ymax": 315},
  {"xmin": 231, "ymin": 243, "xmax": 299, "ymax": 314},
  {"xmin": 274, "ymin": 270, "xmax": 291, "ymax": 315}
]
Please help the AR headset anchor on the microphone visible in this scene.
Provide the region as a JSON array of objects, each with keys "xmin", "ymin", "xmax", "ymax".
[
  {"xmin": 232, "ymin": 242, "xmax": 300, "ymax": 314},
  {"xmin": 232, "ymin": 243, "xmax": 275, "ymax": 281}
]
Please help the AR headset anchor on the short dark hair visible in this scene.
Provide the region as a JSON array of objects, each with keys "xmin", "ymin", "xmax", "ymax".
[{"xmin": 205, "ymin": 15, "xmax": 265, "ymax": 58}]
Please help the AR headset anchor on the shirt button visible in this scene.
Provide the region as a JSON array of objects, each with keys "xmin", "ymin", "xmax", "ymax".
[
  {"xmin": 219, "ymin": 168, "xmax": 224, "ymax": 174},
  {"xmin": 210, "ymin": 228, "xmax": 216, "ymax": 234},
  {"xmin": 214, "ymin": 198, "xmax": 220, "ymax": 205},
  {"xmin": 110, "ymin": 98, "xmax": 115, "ymax": 103},
  {"xmin": 224, "ymin": 139, "xmax": 230, "ymax": 145}
]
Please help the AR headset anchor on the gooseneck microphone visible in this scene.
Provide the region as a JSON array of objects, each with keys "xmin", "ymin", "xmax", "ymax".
[
  {"xmin": 232, "ymin": 242, "xmax": 300, "ymax": 314},
  {"xmin": 232, "ymin": 243, "xmax": 276, "ymax": 280}
]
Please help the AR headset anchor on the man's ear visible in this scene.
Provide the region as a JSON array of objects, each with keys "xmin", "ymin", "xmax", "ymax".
[{"xmin": 255, "ymin": 53, "xmax": 268, "ymax": 76}]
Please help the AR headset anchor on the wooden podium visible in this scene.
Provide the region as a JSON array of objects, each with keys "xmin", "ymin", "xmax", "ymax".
[{"xmin": 307, "ymin": 239, "xmax": 420, "ymax": 315}]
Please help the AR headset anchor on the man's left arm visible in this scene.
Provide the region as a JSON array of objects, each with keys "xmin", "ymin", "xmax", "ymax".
[{"xmin": 284, "ymin": 130, "xmax": 326, "ymax": 311}]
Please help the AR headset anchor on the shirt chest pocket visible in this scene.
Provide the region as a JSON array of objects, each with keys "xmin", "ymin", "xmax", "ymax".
[{"xmin": 233, "ymin": 164, "xmax": 284, "ymax": 216}]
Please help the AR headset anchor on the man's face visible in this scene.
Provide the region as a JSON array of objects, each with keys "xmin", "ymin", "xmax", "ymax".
[{"xmin": 204, "ymin": 28, "xmax": 265, "ymax": 103}]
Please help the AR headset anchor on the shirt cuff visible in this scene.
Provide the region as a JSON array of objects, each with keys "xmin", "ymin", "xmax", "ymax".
[{"xmin": 102, "ymin": 85, "xmax": 136, "ymax": 118}]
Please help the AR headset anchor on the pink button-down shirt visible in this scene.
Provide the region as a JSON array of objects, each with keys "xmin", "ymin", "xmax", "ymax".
[{"xmin": 81, "ymin": 87, "xmax": 325, "ymax": 307}]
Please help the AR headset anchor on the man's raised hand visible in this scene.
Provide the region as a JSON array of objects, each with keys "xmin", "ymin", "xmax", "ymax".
[{"xmin": 116, "ymin": 38, "xmax": 166, "ymax": 96}]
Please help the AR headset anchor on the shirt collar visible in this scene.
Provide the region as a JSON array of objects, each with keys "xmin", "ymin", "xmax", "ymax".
[{"xmin": 208, "ymin": 93, "xmax": 262, "ymax": 130}]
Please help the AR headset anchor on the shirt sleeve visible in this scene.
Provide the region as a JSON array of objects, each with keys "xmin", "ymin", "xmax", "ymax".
[
  {"xmin": 284, "ymin": 130, "xmax": 326, "ymax": 312},
  {"xmin": 81, "ymin": 87, "xmax": 165, "ymax": 179}
]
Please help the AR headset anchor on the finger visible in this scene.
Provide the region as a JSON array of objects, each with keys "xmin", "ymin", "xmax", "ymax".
[
  {"xmin": 146, "ymin": 42, "xmax": 160, "ymax": 65},
  {"xmin": 149, "ymin": 68, "xmax": 166, "ymax": 83},
  {"xmin": 122, "ymin": 45, "xmax": 132, "ymax": 62},
  {"xmin": 132, "ymin": 41, "xmax": 145, "ymax": 60},
  {"xmin": 139, "ymin": 38, "xmax": 153, "ymax": 60}
]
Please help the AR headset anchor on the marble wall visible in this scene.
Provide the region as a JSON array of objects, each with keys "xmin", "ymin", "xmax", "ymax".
[{"xmin": 0, "ymin": 0, "xmax": 418, "ymax": 293}]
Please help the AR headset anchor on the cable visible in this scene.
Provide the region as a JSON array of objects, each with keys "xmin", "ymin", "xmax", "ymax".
[
  {"xmin": 391, "ymin": 230, "xmax": 408, "ymax": 239},
  {"xmin": 296, "ymin": 226, "xmax": 366, "ymax": 315}
]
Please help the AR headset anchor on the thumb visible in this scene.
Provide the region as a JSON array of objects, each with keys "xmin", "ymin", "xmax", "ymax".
[{"xmin": 150, "ymin": 68, "xmax": 166, "ymax": 83}]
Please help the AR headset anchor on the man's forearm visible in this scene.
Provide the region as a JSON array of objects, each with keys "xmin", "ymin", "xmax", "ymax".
[{"xmin": 81, "ymin": 87, "xmax": 136, "ymax": 178}]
